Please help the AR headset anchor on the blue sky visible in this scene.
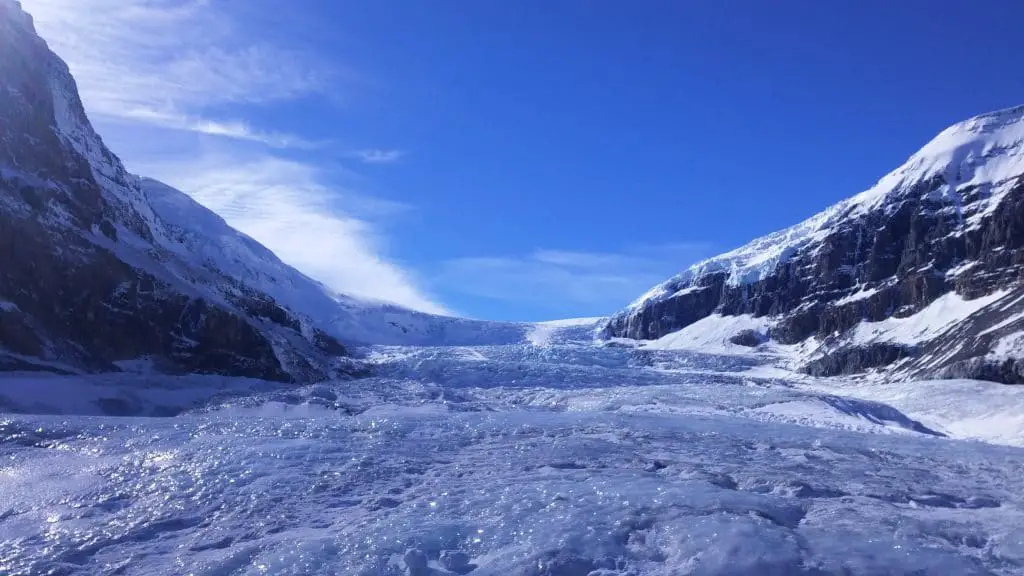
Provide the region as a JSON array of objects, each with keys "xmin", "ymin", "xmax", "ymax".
[{"xmin": 21, "ymin": 0, "xmax": 1024, "ymax": 321}]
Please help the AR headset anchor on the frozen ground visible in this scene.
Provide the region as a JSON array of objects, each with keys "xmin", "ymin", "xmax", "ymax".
[{"xmin": 4, "ymin": 332, "xmax": 1024, "ymax": 574}]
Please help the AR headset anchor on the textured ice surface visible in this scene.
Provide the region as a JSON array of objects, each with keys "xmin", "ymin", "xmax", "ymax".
[{"xmin": 3, "ymin": 343, "xmax": 1024, "ymax": 575}]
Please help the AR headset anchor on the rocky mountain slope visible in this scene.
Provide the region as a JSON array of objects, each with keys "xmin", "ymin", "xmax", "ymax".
[
  {"xmin": 604, "ymin": 105, "xmax": 1024, "ymax": 383},
  {"xmin": 0, "ymin": 1, "xmax": 365, "ymax": 381},
  {"xmin": 0, "ymin": 1, "xmax": 572, "ymax": 381}
]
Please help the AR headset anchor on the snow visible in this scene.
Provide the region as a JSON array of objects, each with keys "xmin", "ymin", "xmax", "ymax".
[
  {"xmin": 7, "ymin": 7, "xmax": 1024, "ymax": 571},
  {"xmin": 669, "ymin": 285, "xmax": 708, "ymax": 298},
  {"xmin": 799, "ymin": 377, "xmax": 1024, "ymax": 447},
  {"xmin": 0, "ymin": 371, "xmax": 282, "ymax": 416},
  {"xmin": 991, "ymin": 330, "xmax": 1024, "ymax": 359},
  {"xmin": 834, "ymin": 285, "xmax": 881, "ymax": 306},
  {"xmin": 140, "ymin": 179, "xmax": 546, "ymax": 348},
  {"xmin": 5, "ymin": 342, "xmax": 1024, "ymax": 574},
  {"xmin": 622, "ymin": 105, "xmax": 1024, "ymax": 317},
  {"xmin": 643, "ymin": 314, "xmax": 771, "ymax": 353},
  {"xmin": 848, "ymin": 105, "xmax": 1024, "ymax": 216},
  {"xmin": 849, "ymin": 289, "xmax": 1008, "ymax": 346},
  {"xmin": 981, "ymin": 310, "xmax": 1024, "ymax": 336},
  {"xmin": 946, "ymin": 259, "xmax": 982, "ymax": 278},
  {"xmin": 526, "ymin": 317, "xmax": 603, "ymax": 346}
]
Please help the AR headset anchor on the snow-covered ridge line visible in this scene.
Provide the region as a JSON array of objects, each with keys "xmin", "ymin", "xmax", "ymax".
[{"xmin": 626, "ymin": 104, "xmax": 1024, "ymax": 312}]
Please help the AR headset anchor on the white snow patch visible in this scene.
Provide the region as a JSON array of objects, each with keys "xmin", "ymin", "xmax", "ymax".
[
  {"xmin": 803, "ymin": 377, "xmax": 1024, "ymax": 447},
  {"xmin": 747, "ymin": 398, "xmax": 923, "ymax": 436},
  {"xmin": 991, "ymin": 330, "xmax": 1024, "ymax": 359},
  {"xmin": 644, "ymin": 314, "xmax": 772, "ymax": 353},
  {"xmin": 670, "ymin": 285, "xmax": 709, "ymax": 299},
  {"xmin": 945, "ymin": 259, "xmax": 981, "ymax": 278},
  {"xmin": 850, "ymin": 289, "xmax": 1008, "ymax": 346},
  {"xmin": 835, "ymin": 285, "xmax": 881, "ymax": 306}
]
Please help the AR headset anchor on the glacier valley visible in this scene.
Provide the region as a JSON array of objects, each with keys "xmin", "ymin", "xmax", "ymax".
[
  {"xmin": 6, "ymin": 1, "xmax": 1024, "ymax": 574},
  {"xmin": 4, "ymin": 324, "xmax": 1024, "ymax": 575}
]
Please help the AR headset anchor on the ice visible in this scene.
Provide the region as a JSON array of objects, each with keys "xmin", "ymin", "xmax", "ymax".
[
  {"xmin": 526, "ymin": 318, "xmax": 604, "ymax": 347},
  {"xmin": 4, "ymin": 341, "xmax": 1024, "ymax": 574}
]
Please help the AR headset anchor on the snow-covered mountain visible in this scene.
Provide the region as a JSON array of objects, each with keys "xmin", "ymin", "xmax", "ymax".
[
  {"xmin": 140, "ymin": 177, "xmax": 541, "ymax": 350},
  {"xmin": 605, "ymin": 105, "xmax": 1024, "ymax": 383},
  {"xmin": 0, "ymin": 0, "xmax": 543, "ymax": 381},
  {"xmin": 0, "ymin": 1, "xmax": 363, "ymax": 380}
]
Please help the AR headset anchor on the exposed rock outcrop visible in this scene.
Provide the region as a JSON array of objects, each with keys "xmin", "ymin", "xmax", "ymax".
[{"xmin": 729, "ymin": 329, "xmax": 766, "ymax": 348}]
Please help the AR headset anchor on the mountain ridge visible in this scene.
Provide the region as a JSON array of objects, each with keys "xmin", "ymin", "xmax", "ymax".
[
  {"xmin": 0, "ymin": 0, "xmax": 543, "ymax": 381},
  {"xmin": 604, "ymin": 103, "xmax": 1024, "ymax": 383}
]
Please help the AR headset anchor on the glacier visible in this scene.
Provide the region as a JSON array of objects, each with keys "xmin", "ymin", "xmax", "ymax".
[
  {"xmin": 4, "ymin": 329, "xmax": 1024, "ymax": 575},
  {"xmin": 5, "ymin": 1, "xmax": 1024, "ymax": 574}
]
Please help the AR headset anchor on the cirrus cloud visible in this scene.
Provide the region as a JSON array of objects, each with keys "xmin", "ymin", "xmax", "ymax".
[
  {"xmin": 21, "ymin": 0, "xmax": 328, "ymax": 141},
  {"xmin": 20, "ymin": 0, "xmax": 447, "ymax": 314},
  {"xmin": 140, "ymin": 152, "xmax": 449, "ymax": 315}
]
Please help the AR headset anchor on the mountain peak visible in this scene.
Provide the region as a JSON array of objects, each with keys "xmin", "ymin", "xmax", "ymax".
[
  {"xmin": 2, "ymin": 0, "xmax": 35, "ymax": 32},
  {"xmin": 951, "ymin": 103, "xmax": 1024, "ymax": 134},
  {"xmin": 903, "ymin": 102, "xmax": 1024, "ymax": 181},
  {"xmin": 626, "ymin": 104, "xmax": 1024, "ymax": 312},
  {"xmin": 607, "ymin": 104, "xmax": 1024, "ymax": 383}
]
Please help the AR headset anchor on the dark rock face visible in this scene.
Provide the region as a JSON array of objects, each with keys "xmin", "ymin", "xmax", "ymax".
[
  {"xmin": 0, "ymin": 216, "xmax": 288, "ymax": 379},
  {"xmin": 934, "ymin": 357, "xmax": 1024, "ymax": 385},
  {"xmin": 0, "ymin": 2, "xmax": 350, "ymax": 381},
  {"xmin": 802, "ymin": 344, "xmax": 915, "ymax": 378},
  {"xmin": 607, "ymin": 175, "xmax": 1024, "ymax": 344},
  {"xmin": 312, "ymin": 329, "xmax": 348, "ymax": 357},
  {"xmin": 729, "ymin": 329, "xmax": 766, "ymax": 348},
  {"xmin": 604, "ymin": 106, "xmax": 1024, "ymax": 382}
]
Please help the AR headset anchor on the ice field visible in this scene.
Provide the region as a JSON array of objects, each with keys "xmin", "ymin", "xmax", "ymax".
[{"xmin": 4, "ymin": 336, "xmax": 1024, "ymax": 575}]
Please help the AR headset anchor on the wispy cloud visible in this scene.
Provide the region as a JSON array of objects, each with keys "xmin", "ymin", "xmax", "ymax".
[
  {"xmin": 142, "ymin": 152, "xmax": 449, "ymax": 316},
  {"xmin": 120, "ymin": 109, "xmax": 324, "ymax": 149},
  {"xmin": 352, "ymin": 149, "xmax": 407, "ymax": 165},
  {"xmin": 21, "ymin": 0, "xmax": 451, "ymax": 314},
  {"xmin": 21, "ymin": 0, "xmax": 327, "ymax": 147},
  {"xmin": 436, "ymin": 244, "xmax": 712, "ymax": 316}
]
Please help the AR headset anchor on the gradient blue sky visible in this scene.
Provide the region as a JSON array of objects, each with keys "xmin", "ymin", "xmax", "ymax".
[{"xmin": 22, "ymin": 0, "xmax": 1024, "ymax": 321}]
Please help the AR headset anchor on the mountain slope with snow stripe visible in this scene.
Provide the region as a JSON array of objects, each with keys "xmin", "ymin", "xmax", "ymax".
[
  {"xmin": 625, "ymin": 105, "xmax": 1024, "ymax": 314},
  {"xmin": 607, "ymin": 104, "xmax": 1024, "ymax": 383}
]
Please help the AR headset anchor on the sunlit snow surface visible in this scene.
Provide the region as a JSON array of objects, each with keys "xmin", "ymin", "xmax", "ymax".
[{"xmin": 4, "ymin": 342, "xmax": 1024, "ymax": 575}]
